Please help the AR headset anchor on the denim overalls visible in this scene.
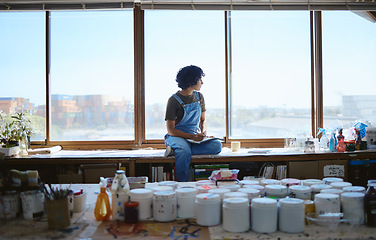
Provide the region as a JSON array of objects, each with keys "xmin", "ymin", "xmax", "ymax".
[{"xmin": 165, "ymin": 91, "xmax": 222, "ymax": 182}]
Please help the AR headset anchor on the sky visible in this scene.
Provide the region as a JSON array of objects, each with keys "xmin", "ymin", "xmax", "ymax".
[{"xmin": 0, "ymin": 10, "xmax": 375, "ymax": 110}]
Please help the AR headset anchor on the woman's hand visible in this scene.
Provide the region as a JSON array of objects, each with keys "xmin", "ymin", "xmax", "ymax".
[{"xmin": 191, "ymin": 132, "xmax": 206, "ymax": 141}]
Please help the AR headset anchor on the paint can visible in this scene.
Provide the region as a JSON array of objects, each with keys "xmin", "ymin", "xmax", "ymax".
[
  {"xmin": 153, "ymin": 190, "xmax": 177, "ymax": 222},
  {"xmin": 260, "ymin": 179, "xmax": 280, "ymax": 186},
  {"xmin": 251, "ymin": 197, "xmax": 278, "ymax": 233},
  {"xmin": 223, "ymin": 191, "xmax": 248, "ymax": 200},
  {"xmin": 330, "ymin": 181, "xmax": 352, "ymax": 190},
  {"xmin": 342, "ymin": 186, "xmax": 366, "ymax": 193},
  {"xmin": 223, "ymin": 197, "xmax": 250, "ymax": 233},
  {"xmin": 237, "ymin": 188, "xmax": 260, "ymax": 202},
  {"xmin": 278, "ymin": 198, "xmax": 305, "ymax": 233},
  {"xmin": 341, "ymin": 192, "xmax": 365, "ymax": 225},
  {"xmin": 0, "ymin": 191, "xmax": 20, "ymax": 220},
  {"xmin": 20, "ymin": 190, "xmax": 44, "ymax": 220},
  {"xmin": 288, "ymin": 185, "xmax": 312, "ymax": 200},
  {"xmin": 175, "ymin": 188, "xmax": 197, "ymax": 219},
  {"xmin": 314, "ymin": 193, "xmax": 340, "ymax": 218},
  {"xmin": 73, "ymin": 191, "xmax": 87, "ymax": 213},
  {"xmin": 158, "ymin": 181, "xmax": 178, "ymax": 190},
  {"xmin": 218, "ymin": 184, "xmax": 241, "ymax": 192},
  {"xmin": 243, "ymin": 185, "xmax": 265, "ymax": 197},
  {"xmin": 265, "ymin": 184, "xmax": 288, "ymax": 198},
  {"xmin": 281, "ymin": 178, "xmax": 301, "ymax": 187},
  {"xmin": 322, "ymin": 177, "xmax": 343, "ymax": 185},
  {"xmin": 151, "ymin": 186, "xmax": 174, "ymax": 193},
  {"xmin": 239, "ymin": 179, "xmax": 259, "ymax": 187},
  {"xmin": 310, "ymin": 184, "xmax": 332, "ymax": 200},
  {"xmin": 130, "ymin": 188, "xmax": 153, "ymax": 220},
  {"xmin": 208, "ymin": 188, "xmax": 231, "ymax": 201},
  {"xmin": 196, "ymin": 185, "xmax": 217, "ymax": 194},
  {"xmin": 320, "ymin": 188, "xmax": 344, "ymax": 196},
  {"xmin": 302, "ymin": 179, "xmax": 323, "ymax": 187},
  {"xmin": 195, "ymin": 193, "xmax": 221, "ymax": 226}
]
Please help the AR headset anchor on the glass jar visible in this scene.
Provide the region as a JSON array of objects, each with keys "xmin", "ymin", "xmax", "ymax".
[
  {"xmin": 365, "ymin": 180, "xmax": 376, "ymax": 227},
  {"xmin": 124, "ymin": 201, "xmax": 139, "ymax": 223}
]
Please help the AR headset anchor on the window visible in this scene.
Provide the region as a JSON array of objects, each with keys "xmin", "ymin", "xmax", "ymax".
[
  {"xmin": 230, "ymin": 11, "xmax": 311, "ymax": 139},
  {"xmin": 50, "ymin": 11, "xmax": 134, "ymax": 141},
  {"xmin": 0, "ymin": 12, "xmax": 46, "ymax": 141},
  {"xmin": 144, "ymin": 10, "xmax": 226, "ymax": 140},
  {"xmin": 322, "ymin": 11, "xmax": 376, "ymax": 133}
]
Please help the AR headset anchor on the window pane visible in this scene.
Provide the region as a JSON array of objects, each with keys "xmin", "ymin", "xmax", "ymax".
[
  {"xmin": 0, "ymin": 12, "xmax": 46, "ymax": 141},
  {"xmin": 145, "ymin": 11, "xmax": 226, "ymax": 140},
  {"xmin": 231, "ymin": 11, "xmax": 311, "ymax": 139},
  {"xmin": 50, "ymin": 11, "xmax": 134, "ymax": 141},
  {"xmin": 322, "ymin": 12, "xmax": 376, "ymax": 133}
]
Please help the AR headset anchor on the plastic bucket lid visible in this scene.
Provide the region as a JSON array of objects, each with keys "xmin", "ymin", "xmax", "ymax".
[
  {"xmin": 251, "ymin": 197, "xmax": 277, "ymax": 207},
  {"xmin": 279, "ymin": 197, "xmax": 304, "ymax": 208},
  {"xmin": 196, "ymin": 193, "xmax": 220, "ymax": 203},
  {"xmin": 130, "ymin": 188, "xmax": 153, "ymax": 198},
  {"xmin": 223, "ymin": 197, "xmax": 249, "ymax": 208}
]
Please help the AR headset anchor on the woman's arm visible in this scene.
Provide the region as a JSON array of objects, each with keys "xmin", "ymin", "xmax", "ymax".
[
  {"xmin": 166, "ymin": 119, "xmax": 205, "ymax": 141},
  {"xmin": 199, "ymin": 111, "xmax": 207, "ymax": 136}
]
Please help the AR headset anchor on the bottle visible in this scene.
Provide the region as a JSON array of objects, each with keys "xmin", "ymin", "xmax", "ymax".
[
  {"xmin": 318, "ymin": 128, "xmax": 329, "ymax": 152},
  {"xmin": 111, "ymin": 170, "xmax": 130, "ymax": 220},
  {"xmin": 365, "ymin": 180, "xmax": 376, "ymax": 227},
  {"xmin": 19, "ymin": 132, "xmax": 28, "ymax": 157},
  {"xmin": 94, "ymin": 178, "xmax": 112, "ymax": 221},
  {"xmin": 336, "ymin": 129, "xmax": 346, "ymax": 152},
  {"xmin": 355, "ymin": 128, "xmax": 362, "ymax": 150},
  {"xmin": 329, "ymin": 131, "xmax": 337, "ymax": 152}
]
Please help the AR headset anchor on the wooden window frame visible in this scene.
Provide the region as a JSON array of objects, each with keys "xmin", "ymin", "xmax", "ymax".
[{"xmin": 34, "ymin": 6, "xmax": 325, "ymax": 150}]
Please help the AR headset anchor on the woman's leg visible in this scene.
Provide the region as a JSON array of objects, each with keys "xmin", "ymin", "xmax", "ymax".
[
  {"xmin": 192, "ymin": 139, "xmax": 222, "ymax": 155},
  {"xmin": 165, "ymin": 135, "xmax": 192, "ymax": 182}
]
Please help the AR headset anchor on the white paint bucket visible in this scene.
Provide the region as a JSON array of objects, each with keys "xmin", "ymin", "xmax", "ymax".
[
  {"xmin": 265, "ymin": 185, "xmax": 288, "ymax": 198},
  {"xmin": 153, "ymin": 190, "xmax": 177, "ymax": 222},
  {"xmin": 278, "ymin": 198, "xmax": 305, "ymax": 233},
  {"xmin": 130, "ymin": 188, "xmax": 153, "ymax": 220},
  {"xmin": 288, "ymin": 185, "xmax": 312, "ymax": 200},
  {"xmin": 251, "ymin": 197, "xmax": 278, "ymax": 233},
  {"xmin": 330, "ymin": 181, "xmax": 352, "ymax": 190},
  {"xmin": 73, "ymin": 192, "xmax": 87, "ymax": 213},
  {"xmin": 195, "ymin": 193, "xmax": 221, "ymax": 226},
  {"xmin": 176, "ymin": 188, "xmax": 197, "ymax": 219},
  {"xmin": 223, "ymin": 197, "xmax": 250, "ymax": 233},
  {"xmin": 0, "ymin": 191, "xmax": 20, "ymax": 220},
  {"xmin": 341, "ymin": 192, "xmax": 365, "ymax": 225},
  {"xmin": 314, "ymin": 193, "xmax": 340, "ymax": 218},
  {"xmin": 20, "ymin": 190, "xmax": 44, "ymax": 220}
]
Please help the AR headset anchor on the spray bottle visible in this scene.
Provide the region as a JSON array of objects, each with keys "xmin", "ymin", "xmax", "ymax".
[
  {"xmin": 317, "ymin": 128, "xmax": 329, "ymax": 152},
  {"xmin": 94, "ymin": 177, "xmax": 112, "ymax": 221},
  {"xmin": 329, "ymin": 129, "xmax": 337, "ymax": 152}
]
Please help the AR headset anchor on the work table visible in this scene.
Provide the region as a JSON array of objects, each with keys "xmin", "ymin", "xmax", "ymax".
[{"xmin": 1, "ymin": 183, "xmax": 376, "ymax": 240}]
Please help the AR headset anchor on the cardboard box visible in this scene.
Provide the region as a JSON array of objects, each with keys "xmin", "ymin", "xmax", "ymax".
[
  {"xmin": 318, "ymin": 160, "xmax": 348, "ymax": 181},
  {"xmin": 288, "ymin": 161, "xmax": 319, "ymax": 179},
  {"xmin": 80, "ymin": 164, "xmax": 117, "ymax": 183}
]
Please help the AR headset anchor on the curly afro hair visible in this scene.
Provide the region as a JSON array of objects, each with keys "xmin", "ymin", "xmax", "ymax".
[{"xmin": 176, "ymin": 65, "xmax": 205, "ymax": 90}]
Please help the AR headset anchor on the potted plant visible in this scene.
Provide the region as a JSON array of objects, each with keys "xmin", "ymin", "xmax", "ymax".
[{"xmin": 0, "ymin": 111, "xmax": 34, "ymax": 156}]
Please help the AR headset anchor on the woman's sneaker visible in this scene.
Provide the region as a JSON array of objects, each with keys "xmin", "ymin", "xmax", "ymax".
[{"xmin": 164, "ymin": 146, "xmax": 175, "ymax": 157}]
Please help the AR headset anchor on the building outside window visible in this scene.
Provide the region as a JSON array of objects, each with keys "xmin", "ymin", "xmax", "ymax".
[{"xmin": 50, "ymin": 10, "xmax": 134, "ymax": 141}]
